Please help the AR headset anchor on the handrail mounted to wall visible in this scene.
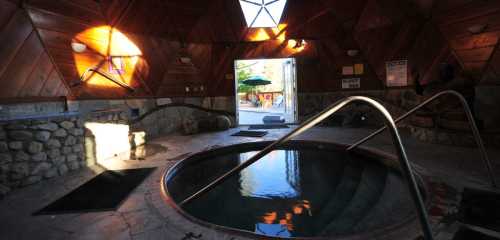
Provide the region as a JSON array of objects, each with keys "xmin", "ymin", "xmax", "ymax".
[
  {"xmin": 347, "ymin": 90, "xmax": 497, "ymax": 188},
  {"xmin": 180, "ymin": 96, "xmax": 434, "ymax": 240}
]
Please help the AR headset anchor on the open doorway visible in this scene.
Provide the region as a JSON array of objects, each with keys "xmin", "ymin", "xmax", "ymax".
[{"xmin": 235, "ymin": 58, "xmax": 297, "ymax": 125}]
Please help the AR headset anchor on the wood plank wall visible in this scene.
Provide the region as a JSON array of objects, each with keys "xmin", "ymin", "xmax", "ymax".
[
  {"xmin": 0, "ymin": 0, "xmax": 68, "ymax": 102},
  {"xmin": 433, "ymin": 0, "xmax": 500, "ymax": 85},
  {"xmin": 1, "ymin": 0, "xmax": 500, "ymax": 101}
]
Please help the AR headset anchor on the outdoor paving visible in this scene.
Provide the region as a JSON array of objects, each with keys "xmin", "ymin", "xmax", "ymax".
[{"xmin": 0, "ymin": 126, "xmax": 499, "ymax": 240}]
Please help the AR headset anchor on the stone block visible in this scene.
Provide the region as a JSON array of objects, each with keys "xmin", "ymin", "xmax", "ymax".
[
  {"xmin": 27, "ymin": 141, "xmax": 43, "ymax": 154},
  {"xmin": 15, "ymin": 151, "xmax": 30, "ymax": 161},
  {"xmin": 59, "ymin": 121, "xmax": 75, "ymax": 130},
  {"xmin": 215, "ymin": 115, "xmax": 231, "ymax": 130},
  {"xmin": 51, "ymin": 156, "xmax": 65, "ymax": 166},
  {"xmin": 9, "ymin": 130, "xmax": 33, "ymax": 141},
  {"xmin": 32, "ymin": 152, "xmax": 47, "ymax": 162},
  {"xmin": 48, "ymin": 149, "xmax": 61, "ymax": 159},
  {"xmin": 58, "ymin": 164, "xmax": 68, "ymax": 175},
  {"xmin": 65, "ymin": 136, "xmax": 76, "ymax": 146},
  {"xmin": 73, "ymin": 144, "xmax": 83, "ymax": 153},
  {"xmin": 69, "ymin": 128, "xmax": 84, "ymax": 136},
  {"xmin": 68, "ymin": 161, "xmax": 79, "ymax": 170},
  {"xmin": 10, "ymin": 163, "xmax": 29, "ymax": 180},
  {"xmin": 62, "ymin": 146, "xmax": 72, "ymax": 154},
  {"xmin": 0, "ymin": 153, "xmax": 12, "ymax": 164},
  {"xmin": 66, "ymin": 154, "xmax": 77, "ymax": 163},
  {"xmin": 34, "ymin": 123, "xmax": 58, "ymax": 131},
  {"xmin": 46, "ymin": 139, "xmax": 61, "ymax": 149},
  {"xmin": 43, "ymin": 167, "xmax": 58, "ymax": 179},
  {"xmin": 35, "ymin": 131, "xmax": 51, "ymax": 142},
  {"xmin": 31, "ymin": 162, "xmax": 51, "ymax": 175},
  {"xmin": 21, "ymin": 176, "xmax": 42, "ymax": 186},
  {"xmin": 53, "ymin": 128, "xmax": 68, "ymax": 137},
  {"xmin": 8, "ymin": 141, "xmax": 23, "ymax": 150}
]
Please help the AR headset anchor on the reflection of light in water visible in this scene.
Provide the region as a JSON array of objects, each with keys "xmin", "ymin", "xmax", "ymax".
[
  {"xmin": 255, "ymin": 223, "xmax": 291, "ymax": 237},
  {"xmin": 239, "ymin": 150, "xmax": 300, "ymax": 198}
]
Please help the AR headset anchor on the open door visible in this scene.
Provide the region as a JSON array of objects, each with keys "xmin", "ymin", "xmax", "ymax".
[{"xmin": 235, "ymin": 58, "xmax": 297, "ymax": 125}]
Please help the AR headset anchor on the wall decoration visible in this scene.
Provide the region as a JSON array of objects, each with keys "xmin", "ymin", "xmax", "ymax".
[
  {"xmin": 354, "ymin": 64, "xmax": 364, "ymax": 75},
  {"xmin": 342, "ymin": 66, "xmax": 354, "ymax": 75},
  {"xmin": 342, "ymin": 78, "xmax": 361, "ymax": 89},
  {"xmin": 386, "ymin": 60, "xmax": 408, "ymax": 87}
]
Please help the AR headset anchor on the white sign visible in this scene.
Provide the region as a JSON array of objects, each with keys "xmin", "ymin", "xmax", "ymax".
[
  {"xmin": 386, "ymin": 60, "xmax": 408, "ymax": 87},
  {"xmin": 342, "ymin": 78, "xmax": 361, "ymax": 89}
]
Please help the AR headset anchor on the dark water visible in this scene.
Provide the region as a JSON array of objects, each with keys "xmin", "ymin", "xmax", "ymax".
[{"xmin": 167, "ymin": 147, "xmax": 411, "ymax": 238}]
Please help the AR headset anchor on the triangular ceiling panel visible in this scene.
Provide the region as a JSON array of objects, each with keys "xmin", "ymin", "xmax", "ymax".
[{"xmin": 355, "ymin": 0, "xmax": 392, "ymax": 32}]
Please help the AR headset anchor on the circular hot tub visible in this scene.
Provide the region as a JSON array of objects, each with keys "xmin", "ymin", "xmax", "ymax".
[{"xmin": 162, "ymin": 140, "xmax": 425, "ymax": 239}]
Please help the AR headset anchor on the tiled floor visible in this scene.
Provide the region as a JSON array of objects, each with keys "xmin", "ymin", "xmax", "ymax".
[{"xmin": 1, "ymin": 126, "xmax": 499, "ymax": 240}]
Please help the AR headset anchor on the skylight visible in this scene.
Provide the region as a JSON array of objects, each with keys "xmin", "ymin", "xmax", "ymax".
[{"xmin": 239, "ymin": 0, "xmax": 287, "ymax": 28}]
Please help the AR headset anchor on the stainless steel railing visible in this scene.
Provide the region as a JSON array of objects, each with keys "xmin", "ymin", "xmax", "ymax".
[
  {"xmin": 180, "ymin": 96, "xmax": 434, "ymax": 240},
  {"xmin": 347, "ymin": 90, "xmax": 497, "ymax": 188}
]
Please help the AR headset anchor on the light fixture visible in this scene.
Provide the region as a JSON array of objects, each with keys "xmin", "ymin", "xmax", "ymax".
[
  {"xmin": 293, "ymin": 39, "xmax": 306, "ymax": 49},
  {"xmin": 347, "ymin": 49, "xmax": 359, "ymax": 57},
  {"xmin": 467, "ymin": 24, "xmax": 487, "ymax": 34},
  {"xmin": 71, "ymin": 42, "xmax": 87, "ymax": 53}
]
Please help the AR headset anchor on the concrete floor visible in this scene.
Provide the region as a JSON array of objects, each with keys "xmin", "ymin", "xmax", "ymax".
[{"xmin": 0, "ymin": 126, "xmax": 499, "ymax": 240}]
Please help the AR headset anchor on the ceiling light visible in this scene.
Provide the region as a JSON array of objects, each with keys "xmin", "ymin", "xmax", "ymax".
[{"xmin": 71, "ymin": 42, "xmax": 87, "ymax": 53}]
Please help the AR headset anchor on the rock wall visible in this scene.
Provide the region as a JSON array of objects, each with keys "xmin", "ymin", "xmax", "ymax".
[
  {"xmin": 130, "ymin": 105, "xmax": 235, "ymax": 139},
  {"xmin": 0, "ymin": 116, "xmax": 86, "ymax": 196},
  {"xmin": 297, "ymin": 89, "xmax": 419, "ymax": 127}
]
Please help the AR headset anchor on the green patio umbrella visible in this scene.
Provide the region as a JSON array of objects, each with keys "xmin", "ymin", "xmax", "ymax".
[
  {"xmin": 242, "ymin": 75, "xmax": 272, "ymax": 86},
  {"xmin": 242, "ymin": 76, "xmax": 272, "ymax": 107}
]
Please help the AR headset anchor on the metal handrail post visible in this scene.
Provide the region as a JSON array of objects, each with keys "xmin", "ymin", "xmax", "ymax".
[
  {"xmin": 346, "ymin": 90, "xmax": 497, "ymax": 188},
  {"xmin": 180, "ymin": 96, "xmax": 434, "ymax": 240}
]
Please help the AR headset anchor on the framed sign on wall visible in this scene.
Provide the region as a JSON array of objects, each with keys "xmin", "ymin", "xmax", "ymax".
[
  {"xmin": 342, "ymin": 78, "xmax": 361, "ymax": 89},
  {"xmin": 386, "ymin": 60, "xmax": 408, "ymax": 87}
]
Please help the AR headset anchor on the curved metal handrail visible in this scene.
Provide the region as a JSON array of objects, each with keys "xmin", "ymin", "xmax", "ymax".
[
  {"xmin": 347, "ymin": 90, "xmax": 497, "ymax": 188},
  {"xmin": 180, "ymin": 96, "xmax": 434, "ymax": 240}
]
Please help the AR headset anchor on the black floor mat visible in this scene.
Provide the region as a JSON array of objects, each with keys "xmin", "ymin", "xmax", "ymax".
[
  {"xmin": 34, "ymin": 168, "xmax": 156, "ymax": 215},
  {"xmin": 231, "ymin": 130, "xmax": 268, "ymax": 137},
  {"xmin": 459, "ymin": 188, "xmax": 500, "ymax": 232},
  {"xmin": 248, "ymin": 124, "xmax": 289, "ymax": 130}
]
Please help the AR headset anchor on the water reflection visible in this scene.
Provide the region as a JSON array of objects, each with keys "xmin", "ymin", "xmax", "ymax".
[
  {"xmin": 170, "ymin": 147, "xmax": 401, "ymax": 238},
  {"xmin": 239, "ymin": 150, "xmax": 300, "ymax": 198}
]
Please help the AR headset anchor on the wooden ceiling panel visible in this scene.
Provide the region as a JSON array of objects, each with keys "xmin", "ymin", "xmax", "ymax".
[
  {"xmin": 0, "ymin": 31, "xmax": 44, "ymax": 98},
  {"xmin": 321, "ymin": 0, "xmax": 368, "ymax": 23},
  {"xmin": 0, "ymin": 0, "xmax": 17, "ymax": 29},
  {"xmin": 435, "ymin": 0, "xmax": 500, "ymax": 26}
]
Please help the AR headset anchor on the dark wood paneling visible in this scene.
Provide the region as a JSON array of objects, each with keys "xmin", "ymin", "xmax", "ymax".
[
  {"xmin": 1, "ymin": 0, "xmax": 498, "ymax": 101},
  {"xmin": 0, "ymin": 1, "xmax": 68, "ymax": 101}
]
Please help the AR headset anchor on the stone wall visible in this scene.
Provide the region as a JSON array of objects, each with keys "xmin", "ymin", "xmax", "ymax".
[
  {"xmin": 130, "ymin": 105, "xmax": 235, "ymax": 139},
  {"xmin": 0, "ymin": 116, "xmax": 86, "ymax": 196},
  {"xmin": 297, "ymin": 89, "xmax": 419, "ymax": 127}
]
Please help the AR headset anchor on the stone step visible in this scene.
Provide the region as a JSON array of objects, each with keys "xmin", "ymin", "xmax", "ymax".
[
  {"xmin": 352, "ymin": 173, "xmax": 414, "ymax": 231},
  {"xmin": 319, "ymin": 161, "xmax": 388, "ymax": 235},
  {"xmin": 312, "ymin": 161, "xmax": 364, "ymax": 233}
]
